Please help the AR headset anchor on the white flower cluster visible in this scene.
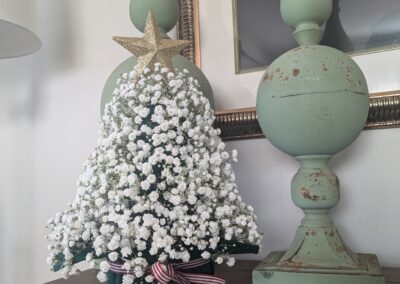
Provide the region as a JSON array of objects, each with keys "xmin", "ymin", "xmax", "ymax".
[{"xmin": 46, "ymin": 64, "xmax": 261, "ymax": 283}]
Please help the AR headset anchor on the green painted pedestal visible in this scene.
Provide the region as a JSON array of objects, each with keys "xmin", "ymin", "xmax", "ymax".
[
  {"xmin": 252, "ymin": 156, "xmax": 386, "ymax": 283},
  {"xmin": 254, "ymin": 0, "xmax": 386, "ymax": 283},
  {"xmin": 254, "ymin": 252, "xmax": 385, "ymax": 284}
]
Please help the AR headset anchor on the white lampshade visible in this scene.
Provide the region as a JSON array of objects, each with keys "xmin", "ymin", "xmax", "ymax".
[{"xmin": 0, "ymin": 0, "xmax": 41, "ymax": 58}]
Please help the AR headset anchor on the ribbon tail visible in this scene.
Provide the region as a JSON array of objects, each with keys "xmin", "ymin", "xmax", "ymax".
[
  {"xmin": 176, "ymin": 273, "xmax": 192, "ymax": 284},
  {"xmin": 179, "ymin": 272, "xmax": 226, "ymax": 284}
]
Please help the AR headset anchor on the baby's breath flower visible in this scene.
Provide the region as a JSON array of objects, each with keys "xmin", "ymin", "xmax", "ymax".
[
  {"xmin": 46, "ymin": 63, "xmax": 261, "ymax": 281},
  {"xmin": 97, "ymin": 271, "xmax": 107, "ymax": 283}
]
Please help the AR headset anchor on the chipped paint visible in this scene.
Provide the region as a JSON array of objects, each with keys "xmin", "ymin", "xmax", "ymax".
[
  {"xmin": 336, "ymin": 246, "xmax": 346, "ymax": 253},
  {"xmin": 300, "ymin": 187, "xmax": 320, "ymax": 201}
]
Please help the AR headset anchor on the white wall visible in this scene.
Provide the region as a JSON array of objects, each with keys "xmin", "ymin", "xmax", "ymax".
[
  {"xmin": 199, "ymin": 0, "xmax": 400, "ymax": 266},
  {"xmin": 0, "ymin": 1, "xmax": 135, "ymax": 283},
  {"xmin": 0, "ymin": 1, "xmax": 399, "ymax": 284}
]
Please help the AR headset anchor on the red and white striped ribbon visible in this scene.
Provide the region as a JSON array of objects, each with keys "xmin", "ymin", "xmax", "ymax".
[
  {"xmin": 151, "ymin": 260, "xmax": 226, "ymax": 284},
  {"xmin": 109, "ymin": 258, "xmax": 226, "ymax": 284}
]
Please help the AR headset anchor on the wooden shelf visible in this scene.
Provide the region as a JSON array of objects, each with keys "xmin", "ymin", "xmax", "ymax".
[{"xmin": 47, "ymin": 260, "xmax": 400, "ymax": 284}]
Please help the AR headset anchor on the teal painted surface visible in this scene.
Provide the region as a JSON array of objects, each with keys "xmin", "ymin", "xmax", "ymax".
[
  {"xmin": 101, "ymin": 55, "xmax": 214, "ymax": 115},
  {"xmin": 291, "ymin": 155, "xmax": 339, "ymax": 212},
  {"xmin": 254, "ymin": 252, "xmax": 385, "ymax": 284},
  {"xmin": 256, "ymin": 45, "xmax": 369, "ymax": 156},
  {"xmin": 279, "ymin": 226, "xmax": 358, "ymax": 268},
  {"xmin": 253, "ymin": 271, "xmax": 385, "ymax": 284},
  {"xmin": 255, "ymin": 0, "xmax": 384, "ymax": 282},
  {"xmin": 253, "ymin": 269, "xmax": 385, "ymax": 284},
  {"xmin": 280, "ymin": 156, "xmax": 360, "ymax": 269},
  {"xmin": 102, "ymin": 0, "xmax": 214, "ymax": 115},
  {"xmin": 281, "ymin": 0, "xmax": 332, "ymax": 45},
  {"xmin": 130, "ymin": 0, "xmax": 179, "ymax": 34}
]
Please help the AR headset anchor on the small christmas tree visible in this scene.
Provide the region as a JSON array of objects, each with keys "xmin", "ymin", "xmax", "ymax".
[{"xmin": 47, "ymin": 12, "xmax": 261, "ymax": 284}]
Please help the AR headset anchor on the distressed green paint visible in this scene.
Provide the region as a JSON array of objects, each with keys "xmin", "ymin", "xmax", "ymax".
[
  {"xmin": 279, "ymin": 156, "xmax": 359, "ymax": 269},
  {"xmin": 257, "ymin": 45, "xmax": 369, "ymax": 156},
  {"xmin": 254, "ymin": 0, "xmax": 384, "ymax": 283},
  {"xmin": 130, "ymin": 0, "xmax": 179, "ymax": 34},
  {"xmin": 253, "ymin": 252, "xmax": 385, "ymax": 284},
  {"xmin": 101, "ymin": 0, "xmax": 214, "ymax": 115},
  {"xmin": 101, "ymin": 55, "xmax": 214, "ymax": 115},
  {"xmin": 281, "ymin": 0, "xmax": 332, "ymax": 46},
  {"xmin": 291, "ymin": 156, "xmax": 339, "ymax": 214}
]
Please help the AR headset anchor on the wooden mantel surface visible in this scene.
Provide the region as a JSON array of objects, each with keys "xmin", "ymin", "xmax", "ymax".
[{"xmin": 47, "ymin": 260, "xmax": 400, "ymax": 284}]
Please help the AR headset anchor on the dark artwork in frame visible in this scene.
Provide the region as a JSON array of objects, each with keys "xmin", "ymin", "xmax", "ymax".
[{"xmin": 234, "ymin": 0, "xmax": 400, "ymax": 73}]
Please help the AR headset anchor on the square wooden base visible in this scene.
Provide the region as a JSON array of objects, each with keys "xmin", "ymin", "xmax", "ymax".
[{"xmin": 253, "ymin": 251, "xmax": 385, "ymax": 284}]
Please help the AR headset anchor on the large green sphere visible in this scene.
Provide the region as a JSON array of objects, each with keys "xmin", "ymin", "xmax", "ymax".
[
  {"xmin": 101, "ymin": 55, "xmax": 215, "ymax": 115},
  {"xmin": 256, "ymin": 45, "xmax": 369, "ymax": 156},
  {"xmin": 130, "ymin": 0, "xmax": 179, "ymax": 34}
]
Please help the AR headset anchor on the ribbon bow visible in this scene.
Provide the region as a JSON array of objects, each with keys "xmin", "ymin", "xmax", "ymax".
[
  {"xmin": 109, "ymin": 258, "xmax": 226, "ymax": 284},
  {"xmin": 150, "ymin": 259, "xmax": 226, "ymax": 284}
]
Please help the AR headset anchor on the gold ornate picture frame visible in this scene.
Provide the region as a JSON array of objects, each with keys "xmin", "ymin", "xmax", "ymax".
[
  {"xmin": 177, "ymin": 0, "xmax": 400, "ymax": 141},
  {"xmin": 232, "ymin": 0, "xmax": 400, "ymax": 75}
]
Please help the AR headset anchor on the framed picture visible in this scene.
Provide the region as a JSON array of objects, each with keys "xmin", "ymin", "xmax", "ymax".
[
  {"xmin": 178, "ymin": 0, "xmax": 400, "ymax": 141},
  {"xmin": 233, "ymin": 0, "xmax": 400, "ymax": 74}
]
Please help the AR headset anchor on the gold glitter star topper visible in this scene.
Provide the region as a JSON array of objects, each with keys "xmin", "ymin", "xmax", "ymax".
[{"xmin": 113, "ymin": 11, "xmax": 191, "ymax": 78}]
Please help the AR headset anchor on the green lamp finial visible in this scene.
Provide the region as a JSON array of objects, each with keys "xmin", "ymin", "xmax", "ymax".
[
  {"xmin": 281, "ymin": 0, "xmax": 332, "ymax": 46},
  {"xmin": 130, "ymin": 0, "xmax": 180, "ymax": 35}
]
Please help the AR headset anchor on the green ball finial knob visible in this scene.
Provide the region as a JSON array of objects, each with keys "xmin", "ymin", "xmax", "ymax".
[
  {"xmin": 130, "ymin": 0, "xmax": 180, "ymax": 34},
  {"xmin": 281, "ymin": 0, "xmax": 332, "ymax": 45},
  {"xmin": 101, "ymin": 0, "xmax": 215, "ymax": 115},
  {"xmin": 257, "ymin": 46, "xmax": 369, "ymax": 156}
]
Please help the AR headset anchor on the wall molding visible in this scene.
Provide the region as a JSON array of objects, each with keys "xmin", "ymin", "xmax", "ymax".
[{"xmin": 215, "ymin": 92, "xmax": 400, "ymax": 141}]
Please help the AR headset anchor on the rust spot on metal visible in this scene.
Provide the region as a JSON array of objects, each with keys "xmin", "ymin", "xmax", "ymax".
[
  {"xmin": 293, "ymin": 69, "xmax": 300, "ymax": 76},
  {"xmin": 310, "ymin": 230, "xmax": 317, "ymax": 236},
  {"xmin": 300, "ymin": 187, "xmax": 320, "ymax": 201}
]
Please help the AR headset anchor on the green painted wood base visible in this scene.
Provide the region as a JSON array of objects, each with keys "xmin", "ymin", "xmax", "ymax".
[{"xmin": 253, "ymin": 251, "xmax": 385, "ymax": 284}]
